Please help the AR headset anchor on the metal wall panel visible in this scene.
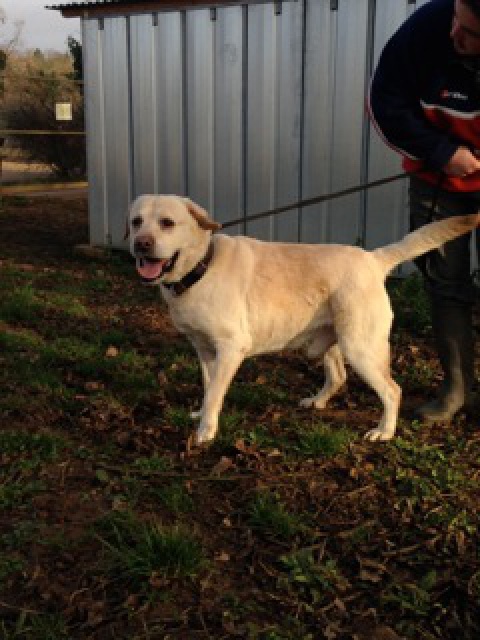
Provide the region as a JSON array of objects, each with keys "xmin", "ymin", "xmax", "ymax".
[
  {"xmin": 327, "ymin": 0, "xmax": 369, "ymax": 246},
  {"xmin": 130, "ymin": 14, "xmax": 156, "ymax": 197},
  {"xmin": 129, "ymin": 13, "xmax": 186, "ymax": 199},
  {"xmin": 301, "ymin": 0, "xmax": 336, "ymax": 244},
  {"xmin": 155, "ymin": 13, "xmax": 185, "ymax": 196},
  {"xmin": 82, "ymin": 19, "xmax": 107, "ymax": 246},
  {"xmin": 302, "ymin": 0, "xmax": 369, "ymax": 247},
  {"xmin": 272, "ymin": 0, "xmax": 303, "ymax": 242},
  {"xmin": 244, "ymin": 1, "xmax": 303, "ymax": 241},
  {"xmin": 102, "ymin": 17, "xmax": 131, "ymax": 246},
  {"xmin": 213, "ymin": 6, "xmax": 244, "ymax": 232},
  {"xmin": 186, "ymin": 10, "xmax": 215, "ymax": 212},
  {"xmin": 245, "ymin": 3, "xmax": 276, "ymax": 239}
]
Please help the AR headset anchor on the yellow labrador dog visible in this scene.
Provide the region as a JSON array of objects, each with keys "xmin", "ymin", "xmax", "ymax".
[{"xmin": 126, "ymin": 194, "xmax": 478, "ymax": 445}]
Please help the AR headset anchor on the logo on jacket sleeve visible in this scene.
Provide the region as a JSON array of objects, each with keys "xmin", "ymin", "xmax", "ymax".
[{"xmin": 441, "ymin": 89, "xmax": 468, "ymax": 100}]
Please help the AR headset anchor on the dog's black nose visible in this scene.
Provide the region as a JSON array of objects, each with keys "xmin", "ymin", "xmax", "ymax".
[{"xmin": 134, "ymin": 234, "xmax": 154, "ymax": 254}]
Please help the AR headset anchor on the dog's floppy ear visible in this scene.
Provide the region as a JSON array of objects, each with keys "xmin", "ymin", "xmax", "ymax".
[{"xmin": 183, "ymin": 198, "xmax": 222, "ymax": 231}]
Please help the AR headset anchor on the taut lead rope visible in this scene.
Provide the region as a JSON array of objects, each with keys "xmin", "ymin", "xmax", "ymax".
[{"xmin": 220, "ymin": 170, "xmax": 413, "ymax": 229}]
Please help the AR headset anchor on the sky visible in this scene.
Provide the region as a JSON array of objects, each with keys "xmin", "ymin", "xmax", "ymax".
[{"xmin": 1, "ymin": 0, "xmax": 80, "ymax": 53}]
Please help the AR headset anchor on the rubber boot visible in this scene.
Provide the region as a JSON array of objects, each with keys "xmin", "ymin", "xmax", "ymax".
[{"xmin": 415, "ymin": 304, "xmax": 475, "ymax": 423}]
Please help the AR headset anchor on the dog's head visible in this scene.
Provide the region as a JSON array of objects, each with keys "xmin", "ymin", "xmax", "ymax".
[{"xmin": 126, "ymin": 195, "xmax": 221, "ymax": 285}]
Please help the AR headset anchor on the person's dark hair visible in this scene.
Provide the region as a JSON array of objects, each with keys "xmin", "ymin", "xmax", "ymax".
[{"xmin": 463, "ymin": 0, "xmax": 480, "ymax": 20}]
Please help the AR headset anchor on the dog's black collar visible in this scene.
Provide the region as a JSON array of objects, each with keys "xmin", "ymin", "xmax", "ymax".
[{"xmin": 162, "ymin": 242, "xmax": 214, "ymax": 296}]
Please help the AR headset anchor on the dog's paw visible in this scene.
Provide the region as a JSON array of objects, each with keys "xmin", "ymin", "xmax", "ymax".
[
  {"xmin": 299, "ymin": 396, "xmax": 327, "ymax": 410},
  {"xmin": 186, "ymin": 431, "xmax": 212, "ymax": 455},
  {"xmin": 190, "ymin": 409, "xmax": 203, "ymax": 420},
  {"xmin": 195, "ymin": 423, "xmax": 217, "ymax": 446},
  {"xmin": 364, "ymin": 427, "xmax": 394, "ymax": 442}
]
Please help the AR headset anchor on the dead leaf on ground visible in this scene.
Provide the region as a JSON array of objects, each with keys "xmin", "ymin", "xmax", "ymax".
[{"xmin": 211, "ymin": 456, "xmax": 236, "ymax": 476}]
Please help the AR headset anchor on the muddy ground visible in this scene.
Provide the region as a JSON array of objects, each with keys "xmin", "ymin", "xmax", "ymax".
[{"xmin": 0, "ymin": 194, "xmax": 479, "ymax": 639}]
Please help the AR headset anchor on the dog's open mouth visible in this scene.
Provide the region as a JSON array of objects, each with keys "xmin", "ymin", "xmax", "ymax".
[{"xmin": 136, "ymin": 252, "xmax": 179, "ymax": 283}]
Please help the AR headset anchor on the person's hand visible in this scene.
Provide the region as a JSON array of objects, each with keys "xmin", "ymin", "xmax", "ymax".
[{"xmin": 444, "ymin": 147, "xmax": 480, "ymax": 177}]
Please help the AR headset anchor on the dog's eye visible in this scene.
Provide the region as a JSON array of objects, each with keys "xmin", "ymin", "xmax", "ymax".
[
  {"xmin": 159, "ymin": 218, "xmax": 175, "ymax": 230},
  {"xmin": 132, "ymin": 216, "xmax": 143, "ymax": 229}
]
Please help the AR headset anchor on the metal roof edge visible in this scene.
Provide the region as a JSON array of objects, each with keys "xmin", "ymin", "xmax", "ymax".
[{"xmin": 46, "ymin": 0, "xmax": 290, "ymax": 18}]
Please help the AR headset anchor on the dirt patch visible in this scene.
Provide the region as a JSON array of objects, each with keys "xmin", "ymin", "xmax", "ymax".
[
  {"xmin": 1, "ymin": 195, "xmax": 89, "ymax": 263},
  {"xmin": 0, "ymin": 195, "xmax": 479, "ymax": 640}
]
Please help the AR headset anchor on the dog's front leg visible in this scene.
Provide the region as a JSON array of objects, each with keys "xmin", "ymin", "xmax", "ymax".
[
  {"xmin": 195, "ymin": 346, "xmax": 246, "ymax": 445},
  {"xmin": 190, "ymin": 341, "xmax": 216, "ymax": 420}
]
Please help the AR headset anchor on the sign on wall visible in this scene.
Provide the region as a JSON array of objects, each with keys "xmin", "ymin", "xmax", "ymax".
[{"xmin": 55, "ymin": 102, "xmax": 73, "ymax": 121}]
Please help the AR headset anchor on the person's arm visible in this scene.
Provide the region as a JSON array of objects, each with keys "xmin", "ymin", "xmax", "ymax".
[{"xmin": 368, "ymin": 0, "xmax": 477, "ymax": 174}]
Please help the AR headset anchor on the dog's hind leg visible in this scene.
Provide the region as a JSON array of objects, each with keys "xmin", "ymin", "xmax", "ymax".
[
  {"xmin": 341, "ymin": 339, "xmax": 401, "ymax": 441},
  {"xmin": 195, "ymin": 345, "xmax": 246, "ymax": 445},
  {"xmin": 300, "ymin": 344, "xmax": 346, "ymax": 410}
]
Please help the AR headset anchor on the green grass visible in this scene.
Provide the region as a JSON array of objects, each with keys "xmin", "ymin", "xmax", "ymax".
[
  {"xmin": 0, "ymin": 237, "xmax": 479, "ymax": 638},
  {"xmin": 0, "ymin": 327, "xmax": 45, "ymax": 351},
  {"xmin": 0, "ymin": 613, "xmax": 69, "ymax": 639},
  {"xmin": 395, "ymin": 361, "xmax": 437, "ymax": 389},
  {"xmin": 248, "ymin": 491, "xmax": 301, "ymax": 540},
  {"xmin": 471, "ymin": 571, "xmax": 480, "ymax": 603},
  {"xmin": 1, "ymin": 328, "xmax": 157, "ymax": 411},
  {"xmin": 381, "ymin": 569, "xmax": 438, "ymax": 621},
  {"xmin": 425, "ymin": 506, "xmax": 478, "ymax": 539},
  {"xmin": 0, "ymin": 432, "xmax": 64, "ymax": 511},
  {"xmin": 0, "ymin": 286, "xmax": 44, "ymax": 323},
  {"xmin": 296, "ymin": 423, "xmax": 354, "ymax": 457},
  {"xmin": 0, "ymin": 346, "xmax": 73, "ymax": 413},
  {"xmin": 0, "ymin": 555, "xmax": 25, "ymax": 583},
  {"xmin": 227, "ymin": 382, "xmax": 289, "ymax": 411},
  {"xmin": 95, "ymin": 511, "xmax": 205, "ymax": 588},
  {"xmin": 156, "ymin": 482, "xmax": 194, "ymax": 514},
  {"xmin": 133, "ymin": 455, "xmax": 172, "ymax": 473},
  {"xmin": 0, "ymin": 286, "xmax": 90, "ymax": 325},
  {"xmin": 166, "ymin": 354, "xmax": 201, "ymax": 384},
  {"xmin": 0, "ymin": 267, "xmax": 159, "ymax": 416},
  {"xmin": 339, "ymin": 522, "xmax": 375, "ymax": 551},
  {"xmin": 42, "ymin": 336, "xmax": 155, "ymax": 382},
  {"xmin": 0, "ymin": 480, "xmax": 46, "ymax": 511},
  {"xmin": 0, "ymin": 430, "xmax": 65, "ymax": 463},
  {"xmin": 278, "ymin": 550, "xmax": 347, "ymax": 605},
  {"xmin": 215, "ymin": 418, "xmax": 277, "ymax": 450},
  {"xmin": 46, "ymin": 292, "xmax": 89, "ymax": 318},
  {"xmin": 391, "ymin": 438, "xmax": 469, "ymax": 496},
  {"xmin": 165, "ymin": 406, "xmax": 194, "ymax": 432},
  {"xmin": 1, "ymin": 522, "xmax": 38, "ymax": 551}
]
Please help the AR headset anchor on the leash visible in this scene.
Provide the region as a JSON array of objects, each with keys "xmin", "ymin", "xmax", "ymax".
[
  {"xmin": 220, "ymin": 170, "xmax": 414, "ymax": 230},
  {"xmin": 428, "ymin": 173, "xmax": 446, "ymax": 222}
]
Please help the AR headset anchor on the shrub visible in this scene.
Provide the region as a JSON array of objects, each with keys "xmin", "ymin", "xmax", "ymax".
[{"xmin": 4, "ymin": 48, "xmax": 85, "ymax": 179}]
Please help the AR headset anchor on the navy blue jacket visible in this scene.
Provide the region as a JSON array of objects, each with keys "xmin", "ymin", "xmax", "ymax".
[{"xmin": 368, "ymin": 0, "xmax": 480, "ymax": 192}]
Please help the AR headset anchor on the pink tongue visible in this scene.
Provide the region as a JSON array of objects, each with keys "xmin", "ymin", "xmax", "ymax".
[{"xmin": 136, "ymin": 259, "xmax": 167, "ymax": 280}]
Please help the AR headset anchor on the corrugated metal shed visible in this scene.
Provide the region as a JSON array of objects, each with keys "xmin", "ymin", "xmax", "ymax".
[
  {"xmin": 49, "ymin": 0, "xmax": 430, "ymax": 271},
  {"xmin": 49, "ymin": 0, "xmax": 290, "ymax": 12},
  {"xmin": 50, "ymin": 1, "xmax": 127, "ymax": 6}
]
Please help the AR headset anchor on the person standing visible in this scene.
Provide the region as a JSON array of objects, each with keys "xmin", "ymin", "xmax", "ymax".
[{"xmin": 369, "ymin": 0, "xmax": 479, "ymax": 422}]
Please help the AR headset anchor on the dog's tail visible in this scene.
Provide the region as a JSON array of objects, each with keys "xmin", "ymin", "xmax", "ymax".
[{"xmin": 373, "ymin": 213, "xmax": 480, "ymax": 276}]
